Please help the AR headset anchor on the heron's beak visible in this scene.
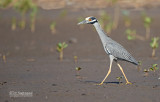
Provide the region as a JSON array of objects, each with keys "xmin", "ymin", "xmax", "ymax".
[{"xmin": 77, "ymin": 20, "xmax": 87, "ymax": 25}]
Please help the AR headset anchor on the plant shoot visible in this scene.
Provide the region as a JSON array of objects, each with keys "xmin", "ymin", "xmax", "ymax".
[
  {"xmin": 149, "ymin": 64, "xmax": 159, "ymax": 72},
  {"xmin": 50, "ymin": 21, "xmax": 57, "ymax": 34},
  {"xmin": 142, "ymin": 13, "xmax": 152, "ymax": 39},
  {"xmin": 150, "ymin": 37, "xmax": 159, "ymax": 57},
  {"xmin": 57, "ymin": 42, "xmax": 68, "ymax": 61}
]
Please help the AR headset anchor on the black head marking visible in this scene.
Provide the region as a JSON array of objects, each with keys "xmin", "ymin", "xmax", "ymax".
[{"xmin": 86, "ymin": 16, "xmax": 98, "ymax": 24}]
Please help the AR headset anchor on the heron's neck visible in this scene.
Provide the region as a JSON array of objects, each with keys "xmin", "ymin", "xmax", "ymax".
[{"xmin": 93, "ymin": 22, "xmax": 108, "ymax": 44}]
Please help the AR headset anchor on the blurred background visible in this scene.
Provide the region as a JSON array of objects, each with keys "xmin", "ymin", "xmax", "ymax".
[
  {"xmin": 0, "ymin": 1, "xmax": 160, "ymax": 102},
  {"xmin": 0, "ymin": 0, "xmax": 160, "ymax": 62},
  {"xmin": 0, "ymin": 0, "xmax": 160, "ymax": 59}
]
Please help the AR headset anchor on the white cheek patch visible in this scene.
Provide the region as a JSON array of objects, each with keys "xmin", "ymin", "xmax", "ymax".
[
  {"xmin": 85, "ymin": 17, "xmax": 90, "ymax": 21},
  {"xmin": 85, "ymin": 16, "xmax": 96, "ymax": 23}
]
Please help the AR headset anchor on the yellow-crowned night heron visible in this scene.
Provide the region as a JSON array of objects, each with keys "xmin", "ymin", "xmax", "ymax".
[{"xmin": 78, "ymin": 16, "xmax": 138, "ymax": 85}]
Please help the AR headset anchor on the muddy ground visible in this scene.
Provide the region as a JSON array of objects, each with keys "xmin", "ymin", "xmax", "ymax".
[{"xmin": 0, "ymin": 7, "xmax": 160, "ymax": 102}]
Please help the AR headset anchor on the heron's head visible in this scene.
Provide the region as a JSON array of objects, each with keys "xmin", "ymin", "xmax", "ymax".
[{"xmin": 78, "ymin": 16, "xmax": 98, "ymax": 25}]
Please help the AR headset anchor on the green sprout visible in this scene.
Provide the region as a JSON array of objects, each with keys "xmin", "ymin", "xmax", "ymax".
[
  {"xmin": 150, "ymin": 37, "xmax": 159, "ymax": 57},
  {"xmin": 100, "ymin": 12, "xmax": 110, "ymax": 21},
  {"xmin": 125, "ymin": 28, "xmax": 136, "ymax": 40},
  {"xmin": 143, "ymin": 69, "xmax": 149, "ymax": 76},
  {"xmin": 60, "ymin": 9, "xmax": 67, "ymax": 18},
  {"xmin": 50, "ymin": 21, "xmax": 57, "ymax": 34},
  {"xmin": 149, "ymin": 64, "xmax": 159, "ymax": 72},
  {"xmin": 2, "ymin": 54, "xmax": 6, "ymax": 63},
  {"xmin": 30, "ymin": 5, "xmax": 37, "ymax": 33},
  {"xmin": 138, "ymin": 61, "xmax": 142, "ymax": 66},
  {"xmin": 122, "ymin": 10, "xmax": 131, "ymax": 27},
  {"xmin": 0, "ymin": 52, "xmax": 10, "ymax": 63},
  {"xmin": 14, "ymin": 0, "xmax": 37, "ymax": 30},
  {"xmin": 18, "ymin": 20, "xmax": 25, "ymax": 29},
  {"xmin": 99, "ymin": 11, "xmax": 111, "ymax": 29},
  {"xmin": 11, "ymin": 17, "xmax": 16, "ymax": 31},
  {"xmin": 75, "ymin": 67, "xmax": 82, "ymax": 71},
  {"xmin": 143, "ymin": 64, "xmax": 159, "ymax": 76},
  {"xmin": 116, "ymin": 76, "xmax": 123, "ymax": 84},
  {"xmin": 75, "ymin": 67, "xmax": 82, "ymax": 79},
  {"xmin": 56, "ymin": 42, "xmax": 68, "ymax": 61},
  {"xmin": 137, "ymin": 61, "xmax": 142, "ymax": 71},
  {"xmin": 0, "ymin": 0, "xmax": 12, "ymax": 8},
  {"xmin": 144, "ymin": 69, "xmax": 149, "ymax": 73},
  {"xmin": 99, "ymin": 11, "xmax": 113, "ymax": 34},
  {"xmin": 142, "ymin": 13, "xmax": 152, "ymax": 39},
  {"xmin": 106, "ymin": 0, "xmax": 118, "ymax": 5},
  {"xmin": 125, "ymin": 28, "xmax": 145, "ymax": 41},
  {"xmin": 74, "ymin": 56, "xmax": 78, "ymax": 63}
]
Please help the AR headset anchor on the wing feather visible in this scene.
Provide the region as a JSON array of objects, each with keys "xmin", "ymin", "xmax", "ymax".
[{"xmin": 104, "ymin": 41, "xmax": 138, "ymax": 65}]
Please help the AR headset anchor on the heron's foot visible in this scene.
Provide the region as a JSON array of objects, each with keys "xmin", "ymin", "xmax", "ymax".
[
  {"xmin": 126, "ymin": 82, "xmax": 132, "ymax": 85},
  {"xmin": 96, "ymin": 82, "xmax": 103, "ymax": 86}
]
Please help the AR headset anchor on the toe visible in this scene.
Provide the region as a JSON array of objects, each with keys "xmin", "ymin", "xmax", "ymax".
[
  {"xmin": 96, "ymin": 83, "xmax": 103, "ymax": 86},
  {"xmin": 126, "ymin": 82, "xmax": 132, "ymax": 85}
]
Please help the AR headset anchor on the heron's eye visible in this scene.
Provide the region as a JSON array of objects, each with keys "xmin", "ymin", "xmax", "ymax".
[{"xmin": 89, "ymin": 18, "xmax": 92, "ymax": 21}]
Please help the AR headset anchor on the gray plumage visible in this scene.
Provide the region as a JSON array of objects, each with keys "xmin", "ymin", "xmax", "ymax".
[
  {"xmin": 78, "ymin": 16, "xmax": 138, "ymax": 85},
  {"xmin": 94, "ymin": 22, "xmax": 138, "ymax": 65}
]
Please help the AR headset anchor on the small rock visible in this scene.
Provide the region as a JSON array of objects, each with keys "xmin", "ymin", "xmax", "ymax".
[
  {"xmin": 26, "ymin": 58, "xmax": 36, "ymax": 62},
  {"xmin": 68, "ymin": 38, "xmax": 78, "ymax": 44},
  {"xmin": 153, "ymin": 85, "xmax": 158, "ymax": 88},
  {"xmin": 81, "ymin": 93, "xmax": 86, "ymax": 96},
  {"xmin": 15, "ymin": 46, "xmax": 20, "ymax": 50},
  {"xmin": 52, "ymin": 84, "xmax": 57, "ymax": 86}
]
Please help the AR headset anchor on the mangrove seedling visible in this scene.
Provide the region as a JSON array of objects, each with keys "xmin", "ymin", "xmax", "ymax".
[
  {"xmin": 143, "ymin": 69, "xmax": 149, "ymax": 76},
  {"xmin": 75, "ymin": 67, "xmax": 82, "ymax": 71},
  {"xmin": 125, "ymin": 28, "xmax": 144, "ymax": 41},
  {"xmin": 0, "ymin": 0, "xmax": 12, "ymax": 9},
  {"xmin": 137, "ymin": 61, "xmax": 142, "ymax": 71},
  {"xmin": 99, "ymin": 11, "xmax": 111, "ymax": 29},
  {"xmin": 30, "ymin": 4, "xmax": 37, "ymax": 33},
  {"xmin": 150, "ymin": 37, "xmax": 159, "ymax": 57},
  {"xmin": 50, "ymin": 21, "xmax": 57, "ymax": 34},
  {"xmin": 149, "ymin": 64, "xmax": 159, "ymax": 72},
  {"xmin": 142, "ymin": 13, "xmax": 152, "ymax": 39},
  {"xmin": 74, "ymin": 56, "xmax": 78, "ymax": 63},
  {"xmin": 99, "ymin": 12, "xmax": 113, "ymax": 34},
  {"xmin": 14, "ymin": 0, "xmax": 36, "ymax": 29},
  {"xmin": 11, "ymin": 17, "xmax": 16, "ymax": 31},
  {"xmin": 56, "ymin": 42, "xmax": 68, "ymax": 61},
  {"xmin": 30, "ymin": 13, "xmax": 35, "ymax": 32},
  {"xmin": 0, "ymin": 52, "xmax": 10, "ymax": 63},
  {"xmin": 75, "ymin": 67, "xmax": 82, "ymax": 79},
  {"xmin": 116, "ymin": 76, "xmax": 123, "ymax": 84},
  {"xmin": 60, "ymin": 9, "xmax": 67, "ymax": 18},
  {"xmin": 2, "ymin": 54, "xmax": 6, "ymax": 63},
  {"xmin": 125, "ymin": 28, "xmax": 136, "ymax": 40},
  {"xmin": 122, "ymin": 10, "xmax": 131, "ymax": 27}
]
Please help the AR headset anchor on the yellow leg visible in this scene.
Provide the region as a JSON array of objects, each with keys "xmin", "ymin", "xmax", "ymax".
[
  {"xmin": 97, "ymin": 65, "xmax": 112, "ymax": 85},
  {"xmin": 117, "ymin": 63, "xmax": 132, "ymax": 85},
  {"xmin": 97, "ymin": 55, "xmax": 114, "ymax": 85}
]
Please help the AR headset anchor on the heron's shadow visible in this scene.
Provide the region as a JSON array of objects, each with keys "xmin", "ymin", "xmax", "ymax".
[{"xmin": 84, "ymin": 80, "xmax": 122, "ymax": 85}]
